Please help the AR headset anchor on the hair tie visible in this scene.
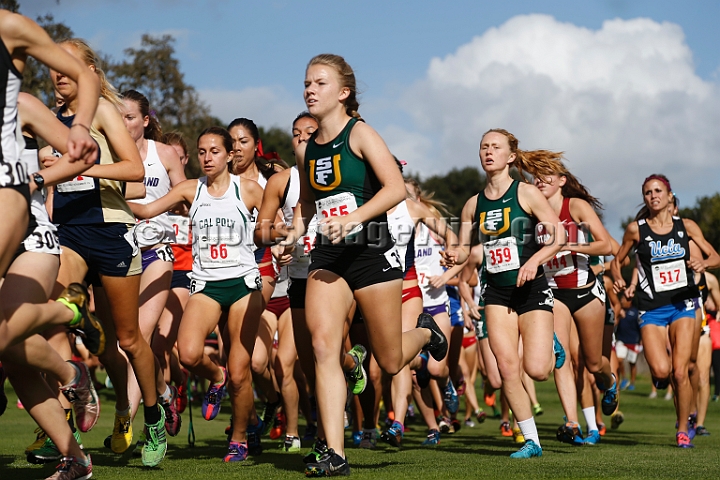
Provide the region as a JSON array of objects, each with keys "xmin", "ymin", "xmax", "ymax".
[{"xmin": 643, "ymin": 174, "xmax": 672, "ymax": 192}]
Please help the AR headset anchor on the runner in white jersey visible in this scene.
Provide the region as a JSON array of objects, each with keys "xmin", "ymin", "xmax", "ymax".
[
  {"xmin": 130, "ymin": 127, "xmax": 264, "ymax": 463},
  {"xmin": 121, "ymin": 90, "xmax": 187, "ymax": 441},
  {"xmin": 0, "ymin": 91, "xmax": 101, "ymax": 473}
]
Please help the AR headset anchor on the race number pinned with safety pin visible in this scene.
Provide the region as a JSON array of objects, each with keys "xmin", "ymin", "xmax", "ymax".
[
  {"xmin": 483, "ymin": 237, "xmax": 520, "ymax": 274},
  {"xmin": 316, "ymin": 192, "xmax": 363, "ymax": 237},
  {"xmin": 545, "ymin": 251, "xmax": 575, "ymax": 277},
  {"xmin": 652, "ymin": 260, "xmax": 687, "ymax": 292}
]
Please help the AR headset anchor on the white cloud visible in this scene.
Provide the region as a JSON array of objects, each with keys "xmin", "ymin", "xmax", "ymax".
[
  {"xmin": 199, "ymin": 86, "xmax": 305, "ymax": 130},
  {"xmin": 397, "ymin": 14, "xmax": 720, "ymax": 235}
]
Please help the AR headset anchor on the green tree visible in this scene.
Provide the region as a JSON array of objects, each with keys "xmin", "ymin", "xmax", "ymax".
[
  {"xmin": 0, "ymin": 0, "xmax": 19, "ymax": 13},
  {"xmin": 418, "ymin": 166, "xmax": 486, "ymax": 218},
  {"xmin": 109, "ymin": 34, "xmax": 222, "ymax": 178}
]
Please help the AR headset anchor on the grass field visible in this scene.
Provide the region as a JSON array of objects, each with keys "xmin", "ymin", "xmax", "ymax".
[{"xmin": 2, "ymin": 374, "xmax": 720, "ymax": 479}]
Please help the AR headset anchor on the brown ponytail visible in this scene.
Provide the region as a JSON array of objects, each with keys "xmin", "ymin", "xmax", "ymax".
[{"xmin": 121, "ymin": 90, "xmax": 163, "ymax": 141}]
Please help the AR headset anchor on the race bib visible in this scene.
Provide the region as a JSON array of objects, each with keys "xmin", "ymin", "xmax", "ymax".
[
  {"xmin": 189, "ymin": 278, "xmax": 205, "ymax": 295},
  {"xmin": 483, "ymin": 237, "xmax": 520, "ymax": 274},
  {"xmin": 296, "ymin": 222, "xmax": 318, "ymax": 261},
  {"xmin": 652, "ymin": 260, "xmax": 688, "ymax": 292},
  {"xmin": 544, "ymin": 251, "xmax": 575, "ymax": 277},
  {"xmin": 316, "ymin": 192, "xmax": 363, "ymax": 237},
  {"xmin": 168, "ymin": 214, "xmax": 190, "ymax": 245},
  {"xmin": 56, "ymin": 175, "xmax": 95, "ymax": 193},
  {"xmin": 416, "ymin": 265, "xmax": 432, "ymax": 287},
  {"xmin": 198, "ymin": 232, "xmax": 242, "ymax": 268},
  {"xmin": 383, "ymin": 245, "xmax": 403, "ymax": 271},
  {"xmin": 23, "ymin": 224, "xmax": 60, "ymax": 255},
  {"xmin": 155, "ymin": 244, "xmax": 175, "ymax": 263}
]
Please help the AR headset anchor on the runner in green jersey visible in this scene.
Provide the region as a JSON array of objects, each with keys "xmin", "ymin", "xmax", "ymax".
[
  {"xmin": 279, "ymin": 54, "xmax": 448, "ymax": 477},
  {"xmin": 451, "ymin": 129, "xmax": 566, "ymax": 459}
]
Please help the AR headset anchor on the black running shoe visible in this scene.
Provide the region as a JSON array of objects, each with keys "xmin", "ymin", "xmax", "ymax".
[
  {"xmin": 416, "ymin": 313, "xmax": 448, "ymax": 361},
  {"xmin": 303, "ymin": 438, "xmax": 328, "ymax": 464},
  {"xmin": 261, "ymin": 394, "xmax": 282, "ymax": 436},
  {"xmin": 305, "ymin": 448, "xmax": 350, "ymax": 477}
]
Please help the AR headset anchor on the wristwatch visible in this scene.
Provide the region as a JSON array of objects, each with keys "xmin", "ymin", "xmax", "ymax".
[{"xmin": 32, "ymin": 173, "xmax": 45, "ymax": 189}]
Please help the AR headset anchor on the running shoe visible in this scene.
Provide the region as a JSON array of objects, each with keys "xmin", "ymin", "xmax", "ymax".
[
  {"xmin": 59, "ymin": 361, "xmax": 100, "ymax": 433},
  {"xmin": 305, "ymin": 448, "xmax": 350, "ymax": 477},
  {"xmin": 627, "ymin": 384, "xmax": 635, "ymax": 391},
  {"xmin": 676, "ymin": 432, "xmax": 694, "ymax": 448},
  {"xmin": 202, "ymin": 366, "xmax": 227, "ymax": 421},
  {"xmin": 465, "ymin": 419, "xmax": 476, "ymax": 428},
  {"xmin": 416, "ymin": 313, "xmax": 448, "ymax": 361},
  {"xmin": 304, "ymin": 438, "xmax": 329, "ymax": 463},
  {"xmin": 619, "ymin": 379, "xmax": 630, "ymax": 390},
  {"xmin": 648, "ymin": 391, "xmax": 658, "ymax": 399},
  {"xmin": 443, "ymin": 379, "xmax": 459, "ymax": 414},
  {"xmin": 601, "ymin": 374, "xmax": 619, "ymax": 415},
  {"xmin": 381, "ymin": 421, "xmax": 403, "ymax": 447},
  {"xmin": 160, "ymin": 385, "xmax": 182, "ymax": 437},
  {"xmin": 584, "ymin": 430, "xmax": 601, "ymax": 445},
  {"xmin": 142, "ymin": 406, "xmax": 167, "ymax": 467},
  {"xmin": 512, "ymin": 427, "xmax": 525, "ymax": 443},
  {"xmin": 108, "ymin": 408, "xmax": 133, "ymax": 453},
  {"xmin": 224, "ymin": 441, "xmax": 248, "ymax": 462},
  {"xmin": 415, "ymin": 352, "xmax": 430, "ymax": 389},
  {"xmin": 475, "ymin": 409, "xmax": 487, "ymax": 424},
  {"xmin": 27, "ymin": 431, "xmax": 83, "ymax": 464},
  {"xmin": 261, "ymin": 394, "xmax": 283, "ymax": 435},
  {"xmin": 346, "ymin": 344, "xmax": 367, "ymax": 395},
  {"xmin": 451, "ymin": 418, "xmax": 462, "ymax": 434},
  {"xmin": 553, "ymin": 332, "xmax": 566, "ymax": 369},
  {"xmin": 532, "ymin": 403, "xmax": 544, "ymax": 416},
  {"xmin": 653, "ymin": 376, "xmax": 670, "ymax": 390},
  {"xmin": 664, "ymin": 391, "xmax": 673, "ymax": 401},
  {"xmin": 611, "ymin": 411, "xmax": 624, "ymax": 429},
  {"xmin": 270, "ymin": 412, "xmax": 287, "ymax": 440},
  {"xmin": 131, "ymin": 431, "xmax": 146, "ymax": 458},
  {"xmin": 352, "ymin": 431, "xmax": 362, "ymax": 447},
  {"xmin": 438, "ymin": 416, "xmax": 452, "ymax": 434},
  {"xmin": 26, "ymin": 427, "xmax": 48, "ymax": 454},
  {"xmin": 688, "ymin": 414, "xmax": 698, "ymax": 440},
  {"xmin": 500, "ymin": 421, "xmax": 513, "ymax": 437},
  {"xmin": 284, "ymin": 435, "xmax": 301, "ymax": 452},
  {"xmin": 696, "ymin": 425, "xmax": 710, "ymax": 436},
  {"xmin": 712, "ymin": 395, "xmax": 719, "ymax": 402},
  {"xmin": 303, "ymin": 424, "xmax": 318, "ymax": 443},
  {"xmin": 510, "ymin": 439, "xmax": 543, "ymax": 459},
  {"xmin": 422, "ymin": 429, "xmax": 440, "ymax": 446},
  {"xmin": 359, "ymin": 429, "xmax": 376, "ymax": 449},
  {"xmin": 0, "ymin": 363, "xmax": 6, "ymax": 417},
  {"xmin": 597, "ymin": 422, "xmax": 607, "ymax": 436},
  {"xmin": 556, "ymin": 422, "xmax": 583, "ymax": 445},
  {"xmin": 58, "ymin": 283, "xmax": 105, "ymax": 356},
  {"xmin": 45, "ymin": 455, "xmax": 92, "ymax": 480},
  {"xmin": 175, "ymin": 374, "xmax": 189, "ymax": 414},
  {"xmin": 247, "ymin": 419, "xmax": 264, "ymax": 455}
]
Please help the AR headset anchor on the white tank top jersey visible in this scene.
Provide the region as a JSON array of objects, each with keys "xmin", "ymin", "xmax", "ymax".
[
  {"xmin": 415, "ymin": 223, "xmax": 448, "ymax": 307},
  {"xmin": 387, "ymin": 200, "xmax": 415, "ymax": 272},
  {"xmin": 134, "ymin": 140, "xmax": 176, "ymax": 247},
  {"xmin": 256, "ymin": 171, "xmax": 267, "ymax": 189},
  {"xmin": 20, "ymin": 139, "xmax": 60, "ymax": 255},
  {"xmin": 189, "ymin": 174, "xmax": 259, "ymax": 283},
  {"xmin": 0, "ymin": 37, "xmax": 25, "ymax": 187},
  {"xmin": 281, "ymin": 167, "xmax": 301, "ymax": 222},
  {"xmin": 272, "ymin": 266, "xmax": 289, "ymax": 298}
]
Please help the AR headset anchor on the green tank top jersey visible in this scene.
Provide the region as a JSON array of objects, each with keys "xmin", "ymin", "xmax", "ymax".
[
  {"xmin": 304, "ymin": 118, "xmax": 390, "ymax": 247},
  {"xmin": 473, "ymin": 180, "xmax": 541, "ymax": 287}
]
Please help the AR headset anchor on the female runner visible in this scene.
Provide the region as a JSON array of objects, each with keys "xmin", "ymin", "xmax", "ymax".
[
  {"xmin": 280, "ymin": 54, "xmax": 447, "ymax": 476},
  {"xmin": 131, "ymin": 127, "xmax": 265, "ymax": 462},
  {"xmin": 611, "ymin": 174, "xmax": 720, "ymax": 448},
  {"xmin": 453, "ymin": 129, "xmax": 566, "ymax": 458}
]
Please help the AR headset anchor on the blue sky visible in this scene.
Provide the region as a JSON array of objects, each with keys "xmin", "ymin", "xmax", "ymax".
[{"xmin": 18, "ymin": 0, "xmax": 720, "ymax": 236}]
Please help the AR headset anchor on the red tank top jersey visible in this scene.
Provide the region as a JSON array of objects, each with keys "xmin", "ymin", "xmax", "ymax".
[
  {"xmin": 172, "ymin": 243, "xmax": 193, "ymax": 271},
  {"xmin": 543, "ymin": 197, "xmax": 594, "ymax": 289}
]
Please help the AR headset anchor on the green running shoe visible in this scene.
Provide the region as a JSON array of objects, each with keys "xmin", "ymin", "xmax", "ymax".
[
  {"xmin": 346, "ymin": 344, "xmax": 367, "ymax": 395},
  {"xmin": 141, "ymin": 406, "xmax": 167, "ymax": 467},
  {"xmin": 27, "ymin": 430, "xmax": 83, "ymax": 464}
]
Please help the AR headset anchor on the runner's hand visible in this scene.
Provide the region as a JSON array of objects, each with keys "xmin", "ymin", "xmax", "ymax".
[{"xmin": 67, "ymin": 127, "xmax": 98, "ymax": 164}]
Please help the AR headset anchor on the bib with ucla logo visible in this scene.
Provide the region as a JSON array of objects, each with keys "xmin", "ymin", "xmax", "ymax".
[
  {"xmin": 304, "ymin": 118, "xmax": 392, "ymax": 249},
  {"xmin": 473, "ymin": 181, "xmax": 541, "ymax": 287}
]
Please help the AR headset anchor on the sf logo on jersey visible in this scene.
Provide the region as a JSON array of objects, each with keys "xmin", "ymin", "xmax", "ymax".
[
  {"xmin": 309, "ymin": 154, "xmax": 342, "ymax": 191},
  {"xmin": 479, "ymin": 207, "xmax": 511, "ymax": 235}
]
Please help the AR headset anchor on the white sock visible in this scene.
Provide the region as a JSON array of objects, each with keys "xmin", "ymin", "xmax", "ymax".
[
  {"xmin": 160, "ymin": 384, "xmax": 173, "ymax": 404},
  {"xmin": 517, "ymin": 418, "xmax": 540, "ymax": 446},
  {"xmin": 583, "ymin": 407, "xmax": 598, "ymax": 432}
]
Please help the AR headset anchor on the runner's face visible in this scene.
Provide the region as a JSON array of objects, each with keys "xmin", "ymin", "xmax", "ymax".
[
  {"xmin": 292, "ymin": 117, "xmax": 318, "ymax": 151},
  {"xmin": 642, "ymin": 180, "xmax": 671, "ymax": 213},
  {"xmin": 479, "ymin": 132, "xmax": 515, "ymax": 173},
  {"xmin": 534, "ymin": 174, "xmax": 563, "ymax": 199},
  {"xmin": 170, "ymin": 143, "xmax": 189, "ymax": 166},
  {"xmin": 120, "ymin": 99, "xmax": 147, "ymax": 143},
  {"xmin": 49, "ymin": 44, "xmax": 82, "ymax": 103},
  {"xmin": 229, "ymin": 125, "xmax": 257, "ymax": 173},
  {"xmin": 198, "ymin": 134, "xmax": 231, "ymax": 176},
  {"xmin": 304, "ymin": 64, "xmax": 348, "ymax": 118}
]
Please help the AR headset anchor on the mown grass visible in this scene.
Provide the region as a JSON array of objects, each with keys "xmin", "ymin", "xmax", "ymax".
[{"xmin": 1, "ymin": 374, "xmax": 719, "ymax": 479}]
